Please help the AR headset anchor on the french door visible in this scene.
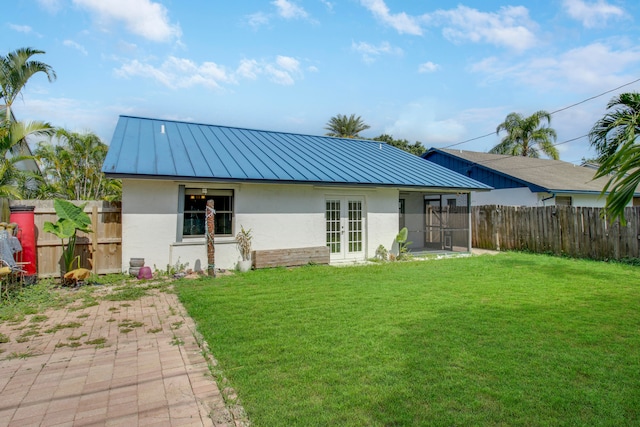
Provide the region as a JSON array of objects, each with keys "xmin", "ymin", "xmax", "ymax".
[{"xmin": 325, "ymin": 197, "xmax": 365, "ymax": 262}]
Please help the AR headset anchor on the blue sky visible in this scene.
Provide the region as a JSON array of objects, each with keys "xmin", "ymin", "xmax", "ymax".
[{"xmin": 4, "ymin": 0, "xmax": 640, "ymax": 164}]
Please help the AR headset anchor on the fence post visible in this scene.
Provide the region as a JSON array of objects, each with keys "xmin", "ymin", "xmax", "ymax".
[{"xmin": 91, "ymin": 205, "xmax": 98, "ymax": 274}]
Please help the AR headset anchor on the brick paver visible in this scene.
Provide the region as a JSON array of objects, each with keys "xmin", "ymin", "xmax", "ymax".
[{"xmin": 0, "ymin": 283, "xmax": 243, "ymax": 426}]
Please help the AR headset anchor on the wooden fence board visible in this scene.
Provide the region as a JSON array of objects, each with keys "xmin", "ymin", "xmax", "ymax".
[
  {"xmin": 472, "ymin": 205, "xmax": 640, "ymax": 261},
  {"xmin": 9, "ymin": 200, "xmax": 122, "ymax": 278}
]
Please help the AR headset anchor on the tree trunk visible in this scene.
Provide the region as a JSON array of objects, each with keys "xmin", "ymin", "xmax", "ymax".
[{"xmin": 205, "ymin": 199, "xmax": 216, "ymax": 277}]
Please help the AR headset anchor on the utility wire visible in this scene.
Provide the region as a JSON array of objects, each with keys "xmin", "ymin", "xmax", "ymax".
[
  {"xmin": 442, "ymin": 77, "xmax": 640, "ymax": 149},
  {"xmin": 440, "ymin": 134, "xmax": 590, "ymax": 173}
]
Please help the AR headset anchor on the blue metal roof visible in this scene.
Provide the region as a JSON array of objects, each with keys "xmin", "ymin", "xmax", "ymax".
[{"xmin": 103, "ymin": 116, "xmax": 491, "ymax": 191}]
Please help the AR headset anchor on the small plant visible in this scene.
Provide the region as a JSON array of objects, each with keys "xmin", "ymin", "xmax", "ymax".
[
  {"xmin": 44, "ymin": 322, "xmax": 82, "ymax": 333},
  {"xmin": 395, "ymin": 227, "xmax": 413, "ymax": 261},
  {"xmin": 104, "ymin": 285, "xmax": 148, "ymax": 301},
  {"xmin": 170, "ymin": 336, "xmax": 184, "ymax": 346},
  {"xmin": 0, "ymin": 333, "xmax": 8, "ymax": 343},
  {"xmin": 171, "ymin": 321, "xmax": 184, "ymax": 330},
  {"xmin": 236, "ymin": 226, "xmax": 253, "ymax": 261},
  {"xmin": 6, "ymin": 351, "xmax": 34, "ymax": 359},
  {"xmin": 375, "ymin": 245, "xmax": 388, "ymax": 261},
  {"xmin": 154, "ymin": 259, "xmax": 189, "ymax": 277},
  {"xmin": 68, "ymin": 333, "xmax": 87, "ymax": 341},
  {"xmin": 148, "ymin": 327, "xmax": 163, "ymax": 333},
  {"xmin": 30, "ymin": 314, "xmax": 48, "ymax": 323},
  {"xmin": 42, "ymin": 199, "xmax": 93, "ymax": 278},
  {"xmin": 85, "ymin": 337, "xmax": 107, "ymax": 346}
]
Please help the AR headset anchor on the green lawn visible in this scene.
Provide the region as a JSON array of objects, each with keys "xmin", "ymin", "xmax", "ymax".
[{"xmin": 176, "ymin": 252, "xmax": 640, "ymax": 426}]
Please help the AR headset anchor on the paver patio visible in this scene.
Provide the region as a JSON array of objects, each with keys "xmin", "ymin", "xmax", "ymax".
[{"xmin": 0, "ymin": 282, "xmax": 245, "ymax": 427}]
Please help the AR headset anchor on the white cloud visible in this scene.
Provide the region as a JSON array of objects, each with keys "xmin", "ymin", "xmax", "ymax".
[
  {"xmin": 63, "ymin": 40, "xmax": 88, "ymax": 55},
  {"xmin": 236, "ymin": 59, "xmax": 261, "ymax": 80},
  {"xmin": 37, "ymin": 0, "xmax": 62, "ymax": 13},
  {"xmin": 8, "ymin": 24, "xmax": 33, "ymax": 34},
  {"xmin": 431, "ymin": 5, "xmax": 538, "ymax": 52},
  {"xmin": 418, "ymin": 61, "xmax": 440, "ymax": 73},
  {"xmin": 563, "ymin": 0, "xmax": 625, "ymax": 28},
  {"xmin": 272, "ymin": 0, "xmax": 309, "ymax": 19},
  {"xmin": 115, "ymin": 57, "xmax": 234, "ymax": 89},
  {"xmin": 352, "ymin": 41, "xmax": 403, "ymax": 63},
  {"xmin": 115, "ymin": 55, "xmax": 304, "ymax": 88},
  {"xmin": 276, "ymin": 56, "xmax": 300, "ymax": 72},
  {"xmin": 266, "ymin": 55, "xmax": 302, "ymax": 85},
  {"xmin": 360, "ymin": 0, "xmax": 422, "ymax": 35},
  {"xmin": 247, "ymin": 12, "xmax": 270, "ymax": 29},
  {"xmin": 470, "ymin": 42, "xmax": 640, "ymax": 93},
  {"xmin": 72, "ymin": 0, "xmax": 181, "ymax": 42},
  {"xmin": 385, "ymin": 100, "xmax": 466, "ymax": 144},
  {"xmin": 320, "ymin": 0, "xmax": 334, "ymax": 13}
]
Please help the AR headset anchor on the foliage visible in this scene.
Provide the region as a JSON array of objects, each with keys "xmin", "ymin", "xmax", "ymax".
[
  {"xmin": 395, "ymin": 226, "xmax": 412, "ymax": 260},
  {"xmin": 0, "ymin": 280, "xmax": 67, "ymax": 322},
  {"xmin": 0, "ymin": 47, "xmax": 56, "ymax": 121},
  {"xmin": 490, "ymin": 110, "xmax": 559, "ymax": 159},
  {"xmin": 324, "ymin": 114, "xmax": 370, "ymax": 138},
  {"xmin": 177, "ymin": 253, "xmax": 640, "ymax": 426},
  {"xmin": 154, "ymin": 258, "xmax": 189, "ymax": 277},
  {"xmin": 43, "ymin": 199, "xmax": 92, "ymax": 275},
  {"xmin": 34, "ymin": 128, "xmax": 121, "ymax": 201},
  {"xmin": 0, "ymin": 119, "xmax": 54, "ymax": 198},
  {"xmin": 374, "ymin": 244, "xmax": 388, "ymax": 261},
  {"xmin": 235, "ymin": 225, "xmax": 252, "ymax": 261},
  {"xmin": 589, "ymin": 92, "xmax": 640, "ymax": 224},
  {"xmin": 373, "ymin": 134, "xmax": 426, "ymax": 156}
]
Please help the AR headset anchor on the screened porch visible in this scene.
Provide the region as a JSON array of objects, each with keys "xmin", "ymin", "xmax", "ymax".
[{"xmin": 399, "ymin": 192, "xmax": 472, "ymax": 255}]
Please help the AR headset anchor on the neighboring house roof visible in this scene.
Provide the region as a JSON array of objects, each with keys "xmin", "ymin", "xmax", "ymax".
[
  {"xmin": 103, "ymin": 116, "xmax": 491, "ymax": 191},
  {"xmin": 423, "ymin": 148, "xmax": 614, "ymax": 195}
]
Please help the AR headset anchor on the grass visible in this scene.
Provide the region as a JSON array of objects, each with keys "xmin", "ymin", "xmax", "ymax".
[
  {"xmin": 177, "ymin": 252, "xmax": 640, "ymax": 427},
  {"xmin": 44, "ymin": 322, "xmax": 82, "ymax": 334},
  {"xmin": 104, "ymin": 285, "xmax": 148, "ymax": 301},
  {"xmin": 0, "ymin": 281, "xmax": 71, "ymax": 322}
]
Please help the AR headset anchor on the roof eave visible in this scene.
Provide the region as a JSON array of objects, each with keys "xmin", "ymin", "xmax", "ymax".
[{"xmin": 104, "ymin": 172, "xmax": 492, "ymax": 192}]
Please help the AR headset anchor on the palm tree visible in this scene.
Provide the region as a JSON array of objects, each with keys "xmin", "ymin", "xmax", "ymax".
[
  {"xmin": 0, "ymin": 120, "xmax": 53, "ymax": 198},
  {"xmin": 0, "ymin": 47, "xmax": 56, "ymax": 121},
  {"xmin": 324, "ymin": 114, "xmax": 370, "ymax": 138},
  {"xmin": 589, "ymin": 92, "xmax": 640, "ymax": 224},
  {"xmin": 490, "ymin": 110, "xmax": 559, "ymax": 159},
  {"xmin": 34, "ymin": 129, "xmax": 121, "ymax": 201}
]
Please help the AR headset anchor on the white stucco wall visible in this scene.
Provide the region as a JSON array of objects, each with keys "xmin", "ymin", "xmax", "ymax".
[
  {"xmin": 471, "ymin": 188, "xmax": 540, "ymax": 206},
  {"xmin": 471, "ymin": 188, "xmax": 614, "ymax": 207},
  {"xmin": 121, "ymin": 179, "xmax": 400, "ymax": 271}
]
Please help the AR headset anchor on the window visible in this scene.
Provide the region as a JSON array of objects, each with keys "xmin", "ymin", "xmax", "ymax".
[
  {"xmin": 399, "ymin": 199, "xmax": 405, "ymax": 229},
  {"xmin": 447, "ymin": 198, "xmax": 457, "ymax": 207},
  {"xmin": 182, "ymin": 189, "xmax": 233, "ymax": 237},
  {"xmin": 555, "ymin": 196, "xmax": 572, "ymax": 206}
]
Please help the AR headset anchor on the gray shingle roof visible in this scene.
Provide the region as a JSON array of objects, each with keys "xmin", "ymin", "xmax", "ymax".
[
  {"xmin": 433, "ymin": 148, "xmax": 610, "ymax": 193},
  {"xmin": 103, "ymin": 116, "xmax": 491, "ymax": 191}
]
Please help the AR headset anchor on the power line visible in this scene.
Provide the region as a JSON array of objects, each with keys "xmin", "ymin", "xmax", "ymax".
[
  {"xmin": 439, "ymin": 134, "xmax": 590, "ymax": 172},
  {"xmin": 442, "ymin": 77, "xmax": 640, "ymax": 149}
]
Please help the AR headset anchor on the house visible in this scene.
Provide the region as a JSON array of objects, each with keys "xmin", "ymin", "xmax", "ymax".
[
  {"xmin": 102, "ymin": 116, "xmax": 491, "ymax": 271},
  {"xmin": 422, "ymin": 148, "xmax": 639, "ymax": 207}
]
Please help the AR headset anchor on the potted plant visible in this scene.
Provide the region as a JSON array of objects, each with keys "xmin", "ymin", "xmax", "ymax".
[{"xmin": 236, "ymin": 225, "xmax": 252, "ymax": 272}]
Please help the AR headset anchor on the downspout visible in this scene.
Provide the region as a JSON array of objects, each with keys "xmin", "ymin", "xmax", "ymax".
[{"xmin": 541, "ymin": 193, "xmax": 555, "ymax": 206}]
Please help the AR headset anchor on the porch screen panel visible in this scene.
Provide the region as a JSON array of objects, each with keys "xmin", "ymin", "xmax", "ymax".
[
  {"xmin": 326, "ymin": 200, "xmax": 341, "ymax": 253},
  {"xmin": 348, "ymin": 200, "xmax": 362, "ymax": 253}
]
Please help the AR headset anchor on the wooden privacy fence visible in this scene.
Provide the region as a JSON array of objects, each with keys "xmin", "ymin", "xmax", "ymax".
[
  {"xmin": 8, "ymin": 200, "xmax": 122, "ymax": 278},
  {"xmin": 472, "ymin": 205, "xmax": 640, "ymax": 260}
]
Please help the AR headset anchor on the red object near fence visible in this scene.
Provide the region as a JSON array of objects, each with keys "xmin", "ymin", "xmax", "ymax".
[{"xmin": 10, "ymin": 205, "xmax": 37, "ymax": 276}]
